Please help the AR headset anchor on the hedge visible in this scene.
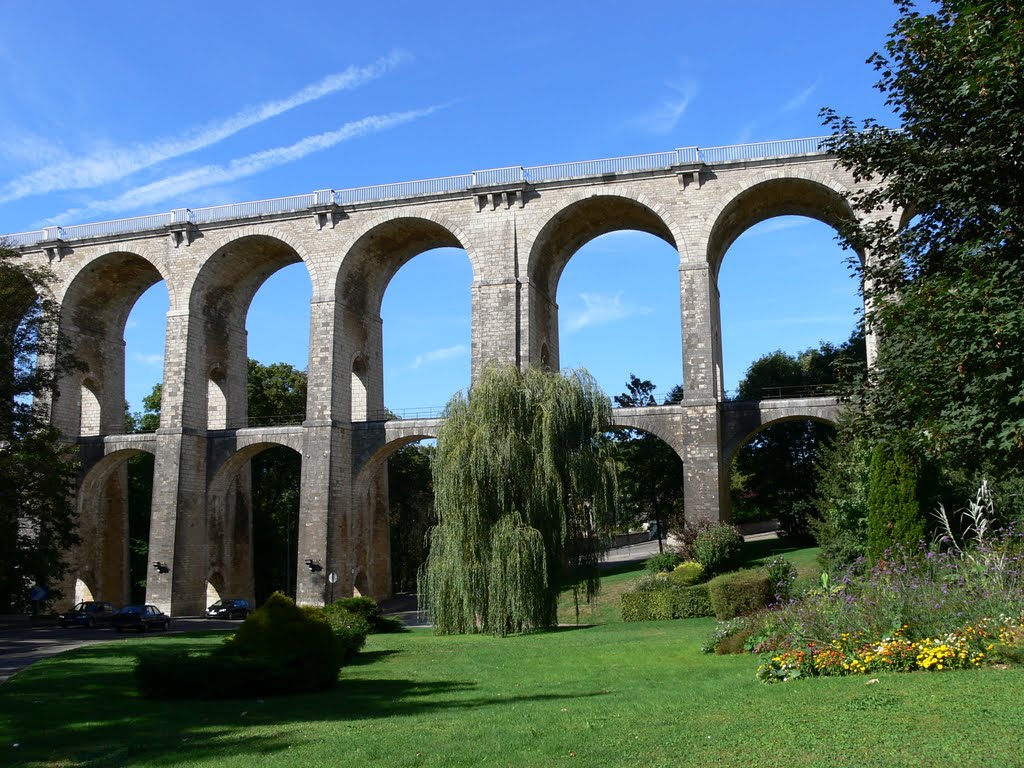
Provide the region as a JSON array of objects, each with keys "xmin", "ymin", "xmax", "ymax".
[
  {"xmin": 706, "ymin": 570, "xmax": 773, "ymax": 620},
  {"xmin": 621, "ymin": 584, "xmax": 713, "ymax": 622}
]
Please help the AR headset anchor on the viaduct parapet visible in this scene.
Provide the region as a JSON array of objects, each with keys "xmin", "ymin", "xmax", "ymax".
[{"xmin": 6, "ymin": 137, "xmax": 884, "ymax": 615}]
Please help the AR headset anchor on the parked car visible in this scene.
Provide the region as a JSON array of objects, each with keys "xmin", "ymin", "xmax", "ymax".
[
  {"xmin": 58, "ymin": 601, "xmax": 118, "ymax": 628},
  {"xmin": 113, "ymin": 604, "xmax": 170, "ymax": 633},
  {"xmin": 205, "ymin": 598, "xmax": 251, "ymax": 620}
]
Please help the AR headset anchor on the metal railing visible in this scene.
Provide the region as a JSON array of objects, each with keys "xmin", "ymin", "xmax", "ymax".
[
  {"xmin": 725, "ymin": 384, "xmax": 841, "ymax": 402},
  {"xmin": 2, "ymin": 136, "xmax": 832, "ymax": 248}
]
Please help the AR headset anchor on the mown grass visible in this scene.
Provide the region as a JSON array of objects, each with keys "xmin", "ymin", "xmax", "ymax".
[{"xmin": 3, "ymin": 620, "xmax": 1023, "ymax": 768}]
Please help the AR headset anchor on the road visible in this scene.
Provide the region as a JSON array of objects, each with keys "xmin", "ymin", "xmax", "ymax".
[{"xmin": 0, "ymin": 618, "xmax": 241, "ymax": 685}]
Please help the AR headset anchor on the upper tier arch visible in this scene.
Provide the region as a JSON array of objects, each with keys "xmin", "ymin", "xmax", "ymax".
[
  {"xmin": 334, "ymin": 212, "xmax": 479, "ymax": 314},
  {"xmin": 526, "ymin": 192, "xmax": 683, "ymax": 301},
  {"xmin": 703, "ymin": 171, "xmax": 858, "ymax": 279}
]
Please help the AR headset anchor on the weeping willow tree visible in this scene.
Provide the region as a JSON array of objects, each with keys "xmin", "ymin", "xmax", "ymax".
[{"xmin": 420, "ymin": 365, "xmax": 617, "ymax": 636}]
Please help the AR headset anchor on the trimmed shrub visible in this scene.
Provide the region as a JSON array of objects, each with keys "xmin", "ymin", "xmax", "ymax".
[
  {"xmin": 322, "ymin": 606, "xmax": 371, "ymax": 659},
  {"xmin": 707, "ymin": 570, "xmax": 773, "ymax": 620},
  {"xmin": 327, "ymin": 596, "xmax": 405, "ymax": 633},
  {"xmin": 673, "ymin": 584, "xmax": 713, "ymax": 618},
  {"xmin": 136, "ymin": 592, "xmax": 346, "ymax": 699},
  {"xmin": 621, "ymin": 584, "xmax": 713, "ymax": 622},
  {"xmin": 621, "ymin": 590, "xmax": 674, "ymax": 621},
  {"xmin": 692, "ymin": 524, "xmax": 743, "ymax": 576},
  {"xmin": 644, "ymin": 552, "xmax": 682, "ymax": 574},
  {"xmin": 667, "ymin": 560, "xmax": 704, "ymax": 586}
]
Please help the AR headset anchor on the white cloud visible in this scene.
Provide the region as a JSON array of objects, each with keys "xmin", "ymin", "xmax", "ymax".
[
  {"xmin": 39, "ymin": 106, "xmax": 444, "ymax": 224},
  {"xmin": 623, "ymin": 76, "xmax": 698, "ymax": 135},
  {"xmin": 410, "ymin": 344, "xmax": 469, "ymax": 369},
  {"xmin": 565, "ymin": 291, "xmax": 653, "ymax": 332},
  {"xmin": 778, "ymin": 79, "xmax": 821, "ymax": 114},
  {"xmin": 0, "ymin": 51, "xmax": 410, "ymax": 204},
  {"xmin": 745, "ymin": 217, "xmax": 810, "ymax": 236}
]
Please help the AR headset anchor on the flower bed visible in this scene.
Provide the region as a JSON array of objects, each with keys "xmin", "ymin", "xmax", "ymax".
[{"xmin": 756, "ymin": 616, "xmax": 1024, "ymax": 683}]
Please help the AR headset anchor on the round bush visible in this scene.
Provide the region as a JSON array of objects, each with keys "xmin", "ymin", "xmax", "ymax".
[
  {"xmin": 692, "ymin": 524, "xmax": 742, "ymax": 576},
  {"xmin": 668, "ymin": 560, "xmax": 704, "ymax": 586},
  {"xmin": 645, "ymin": 552, "xmax": 682, "ymax": 574}
]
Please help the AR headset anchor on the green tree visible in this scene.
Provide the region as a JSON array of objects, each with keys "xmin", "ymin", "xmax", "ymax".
[
  {"xmin": 421, "ymin": 365, "xmax": 617, "ymax": 635},
  {"xmin": 823, "ymin": 0, "xmax": 1024, "ymax": 490},
  {"xmin": 731, "ymin": 331, "xmax": 865, "ymax": 537},
  {"xmin": 247, "ymin": 360, "xmax": 306, "ymax": 602},
  {"xmin": 0, "ymin": 245, "xmax": 80, "ymax": 613},
  {"xmin": 612, "ymin": 374, "xmax": 685, "ymax": 550},
  {"xmin": 388, "ymin": 442, "xmax": 436, "ymax": 593},
  {"xmin": 866, "ymin": 440, "xmax": 928, "ymax": 561},
  {"xmin": 810, "ymin": 422, "xmax": 873, "ymax": 572}
]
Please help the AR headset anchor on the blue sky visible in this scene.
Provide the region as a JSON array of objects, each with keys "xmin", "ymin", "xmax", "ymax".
[{"xmin": 0, "ymin": 1, "xmax": 900, "ymax": 415}]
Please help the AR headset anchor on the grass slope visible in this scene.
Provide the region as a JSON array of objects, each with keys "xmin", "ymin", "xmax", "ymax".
[{"xmin": 2, "ymin": 621, "xmax": 1023, "ymax": 767}]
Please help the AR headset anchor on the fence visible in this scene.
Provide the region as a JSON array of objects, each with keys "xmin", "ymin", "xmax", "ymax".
[{"xmin": 3, "ymin": 136, "xmax": 832, "ymax": 248}]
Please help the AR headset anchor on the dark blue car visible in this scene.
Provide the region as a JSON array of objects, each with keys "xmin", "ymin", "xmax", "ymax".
[
  {"xmin": 58, "ymin": 601, "xmax": 118, "ymax": 628},
  {"xmin": 113, "ymin": 604, "xmax": 171, "ymax": 633}
]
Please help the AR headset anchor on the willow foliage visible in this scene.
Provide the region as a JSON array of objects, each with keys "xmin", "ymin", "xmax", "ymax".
[{"xmin": 421, "ymin": 365, "xmax": 617, "ymax": 635}]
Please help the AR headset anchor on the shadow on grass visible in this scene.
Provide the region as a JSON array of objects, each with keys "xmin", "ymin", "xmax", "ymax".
[
  {"xmin": 0, "ymin": 641, "xmax": 611, "ymax": 767},
  {"xmin": 738, "ymin": 536, "xmax": 812, "ymax": 566}
]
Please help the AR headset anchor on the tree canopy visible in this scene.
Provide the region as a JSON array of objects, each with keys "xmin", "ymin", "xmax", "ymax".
[
  {"xmin": 823, "ymin": 0, "xmax": 1024, "ymax": 486},
  {"xmin": 612, "ymin": 375, "xmax": 685, "ymax": 548},
  {"xmin": 0, "ymin": 245, "xmax": 80, "ymax": 613},
  {"xmin": 732, "ymin": 330, "xmax": 866, "ymax": 537},
  {"xmin": 421, "ymin": 365, "xmax": 617, "ymax": 635}
]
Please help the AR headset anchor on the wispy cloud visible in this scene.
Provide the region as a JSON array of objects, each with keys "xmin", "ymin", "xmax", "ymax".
[
  {"xmin": 410, "ymin": 344, "xmax": 469, "ymax": 369},
  {"xmin": 778, "ymin": 78, "xmax": 821, "ymax": 114},
  {"xmin": 1, "ymin": 51, "xmax": 410, "ymax": 204},
  {"xmin": 40, "ymin": 106, "xmax": 444, "ymax": 224},
  {"xmin": 623, "ymin": 76, "xmax": 698, "ymax": 135},
  {"xmin": 565, "ymin": 292, "xmax": 653, "ymax": 332},
  {"xmin": 745, "ymin": 217, "xmax": 810, "ymax": 236}
]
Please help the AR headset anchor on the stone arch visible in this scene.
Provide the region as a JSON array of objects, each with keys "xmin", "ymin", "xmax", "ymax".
[
  {"xmin": 722, "ymin": 412, "xmax": 838, "ymax": 469},
  {"xmin": 606, "ymin": 410, "xmax": 685, "ymax": 457},
  {"xmin": 206, "ymin": 439, "xmax": 304, "ymax": 605},
  {"xmin": 55, "ymin": 249, "xmax": 170, "ymax": 437},
  {"xmin": 350, "ymin": 430, "xmax": 439, "ymax": 602},
  {"xmin": 703, "ymin": 170, "xmax": 859, "ymax": 279},
  {"xmin": 333, "ymin": 213, "xmax": 477, "ymax": 427},
  {"xmin": 73, "ymin": 577, "xmax": 96, "ymax": 605},
  {"xmin": 353, "ymin": 568, "xmax": 369, "ymax": 597},
  {"xmin": 524, "ymin": 191, "xmax": 684, "ymax": 375},
  {"xmin": 75, "ymin": 447, "xmax": 155, "ymax": 604},
  {"xmin": 526, "ymin": 191, "xmax": 684, "ymax": 302},
  {"xmin": 351, "ymin": 353, "xmax": 370, "ymax": 421},
  {"xmin": 187, "ymin": 233, "xmax": 313, "ymax": 430},
  {"xmin": 335, "ymin": 211, "xmax": 479, "ymax": 315}
]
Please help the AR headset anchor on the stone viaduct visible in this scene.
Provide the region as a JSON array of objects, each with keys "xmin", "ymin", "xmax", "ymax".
[{"xmin": 6, "ymin": 136, "xmax": 888, "ymax": 615}]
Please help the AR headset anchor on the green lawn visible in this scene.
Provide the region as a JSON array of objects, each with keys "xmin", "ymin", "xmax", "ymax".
[{"xmin": 3, "ymin": 616, "xmax": 1023, "ymax": 767}]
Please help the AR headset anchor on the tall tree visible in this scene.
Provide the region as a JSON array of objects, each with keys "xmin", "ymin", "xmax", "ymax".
[
  {"xmin": 0, "ymin": 245, "xmax": 80, "ymax": 613},
  {"xmin": 612, "ymin": 374, "xmax": 685, "ymax": 550},
  {"xmin": 422, "ymin": 365, "xmax": 617, "ymax": 635},
  {"xmin": 732, "ymin": 331, "xmax": 866, "ymax": 537},
  {"xmin": 247, "ymin": 360, "xmax": 306, "ymax": 601},
  {"xmin": 823, "ymin": 0, "xmax": 1024, "ymax": 496},
  {"xmin": 388, "ymin": 442, "xmax": 436, "ymax": 593}
]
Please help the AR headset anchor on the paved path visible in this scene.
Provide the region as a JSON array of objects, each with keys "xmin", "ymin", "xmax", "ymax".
[{"xmin": 0, "ymin": 618, "xmax": 241, "ymax": 685}]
